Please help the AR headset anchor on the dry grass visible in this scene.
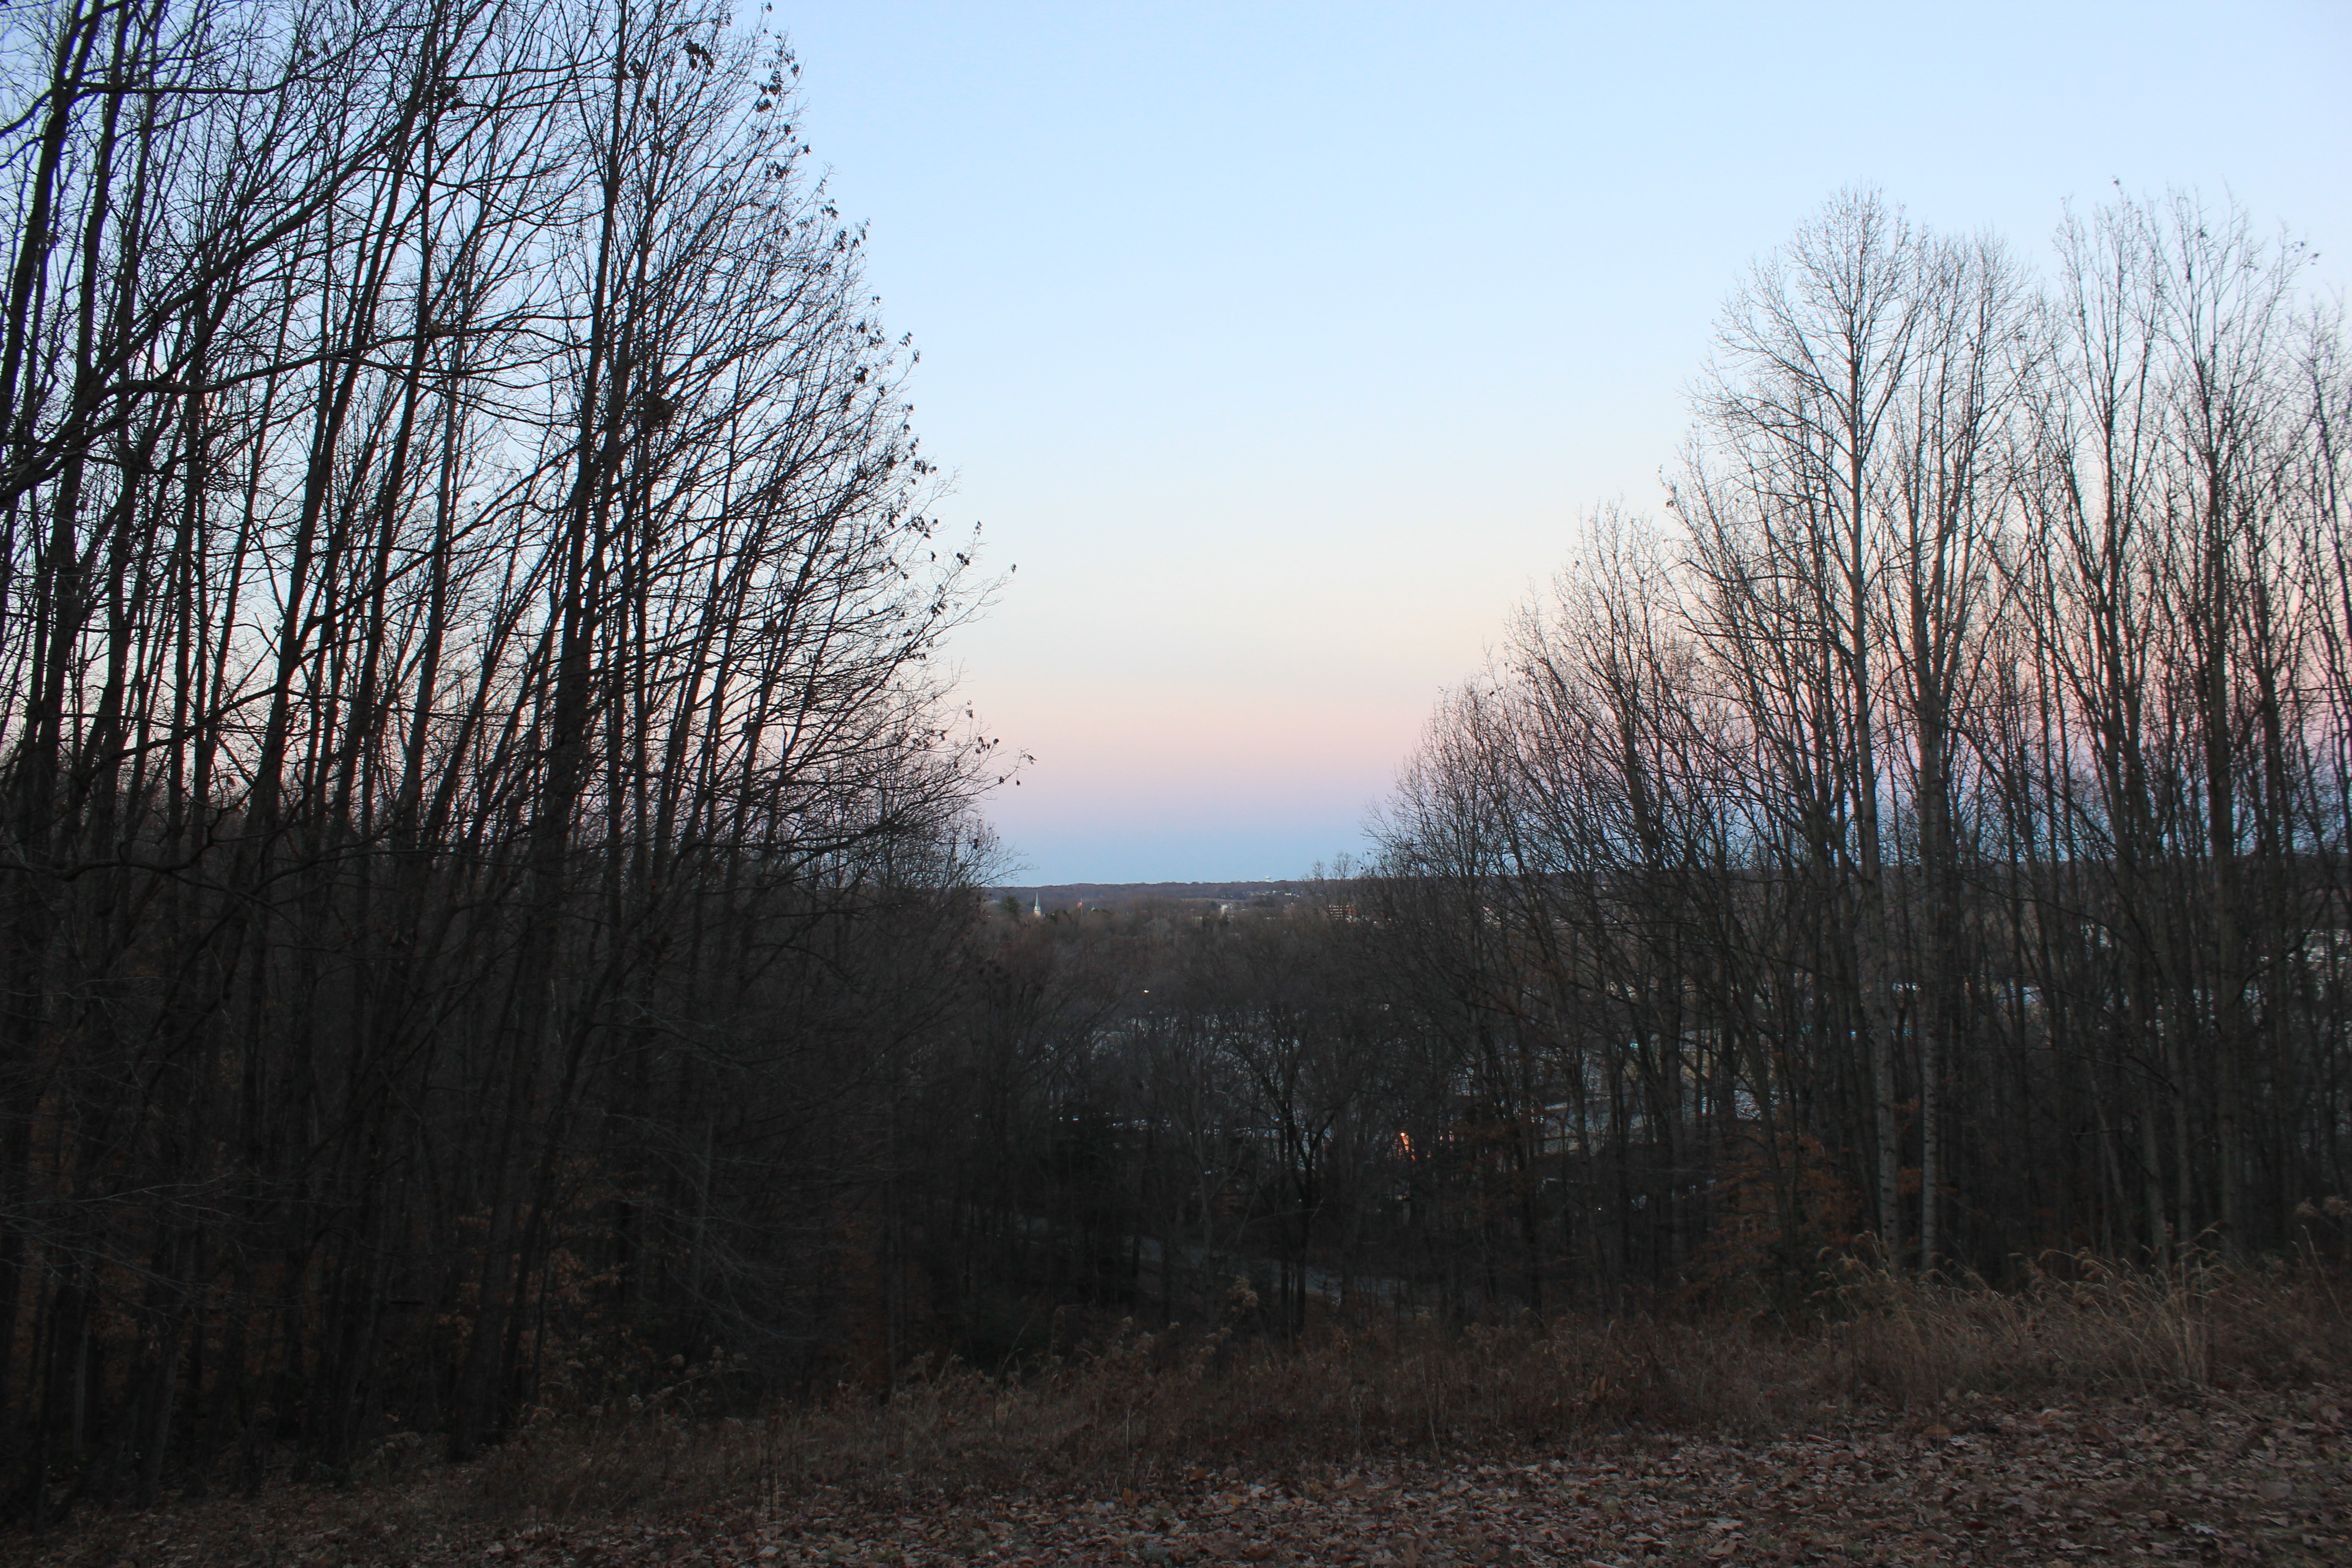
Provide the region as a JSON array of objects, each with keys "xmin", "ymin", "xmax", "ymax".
[
  {"xmin": 458, "ymin": 1255, "xmax": 2352, "ymax": 1522},
  {"xmin": 1823, "ymin": 1250, "xmax": 2346, "ymax": 1402},
  {"xmin": 17, "ymin": 1257, "xmax": 2347, "ymax": 1566}
]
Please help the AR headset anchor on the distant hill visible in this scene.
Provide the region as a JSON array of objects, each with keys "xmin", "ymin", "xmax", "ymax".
[{"xmin": 986, "ymin": 880, "xmax": 1308, "ymax": 912}]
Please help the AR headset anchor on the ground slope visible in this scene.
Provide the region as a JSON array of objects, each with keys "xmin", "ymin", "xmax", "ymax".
[{"xmin": 25, "ymin": 1385, "xmax": 2349, "ymax": 1568}]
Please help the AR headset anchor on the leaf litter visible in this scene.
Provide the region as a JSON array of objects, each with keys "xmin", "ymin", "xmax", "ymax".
[{"xmin": 22, "ymin": 1382, "xmax": 2350, "ymax": 1567}]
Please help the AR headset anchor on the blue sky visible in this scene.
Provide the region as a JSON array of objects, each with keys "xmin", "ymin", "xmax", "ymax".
[{"xmin": 771, "ymin": 1, "xmax": 2352, "ymax": 884}]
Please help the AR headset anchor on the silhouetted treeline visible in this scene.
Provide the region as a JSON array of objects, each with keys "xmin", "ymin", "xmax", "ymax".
[
  {"xmin": 0, "ymin": 0, "xmax": 1000, "ymax": 1518},
  {"xmin": 1370, "ymin": 189, "xmax": 2352, "ymax": 1289}
]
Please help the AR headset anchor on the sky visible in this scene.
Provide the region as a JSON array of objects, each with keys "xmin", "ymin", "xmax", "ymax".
[{"xmin": 769, "ymin": 1, "xmax": 2352, "ymax": 885}]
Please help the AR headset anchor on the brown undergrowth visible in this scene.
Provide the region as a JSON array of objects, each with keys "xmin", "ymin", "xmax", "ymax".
[
  {"xmin": 460, "ymin": 1256, "xmax": 2350, "ymax": 1521},
  {"xmin": 20, "ymin": 1256, "xmax": 2352, "ymax": 1558}
]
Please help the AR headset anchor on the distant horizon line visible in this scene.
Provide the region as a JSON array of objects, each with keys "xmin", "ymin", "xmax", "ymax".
[{"xmin": 985, "ymin": 878, "xmax": 1309, "ymax": 893}]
